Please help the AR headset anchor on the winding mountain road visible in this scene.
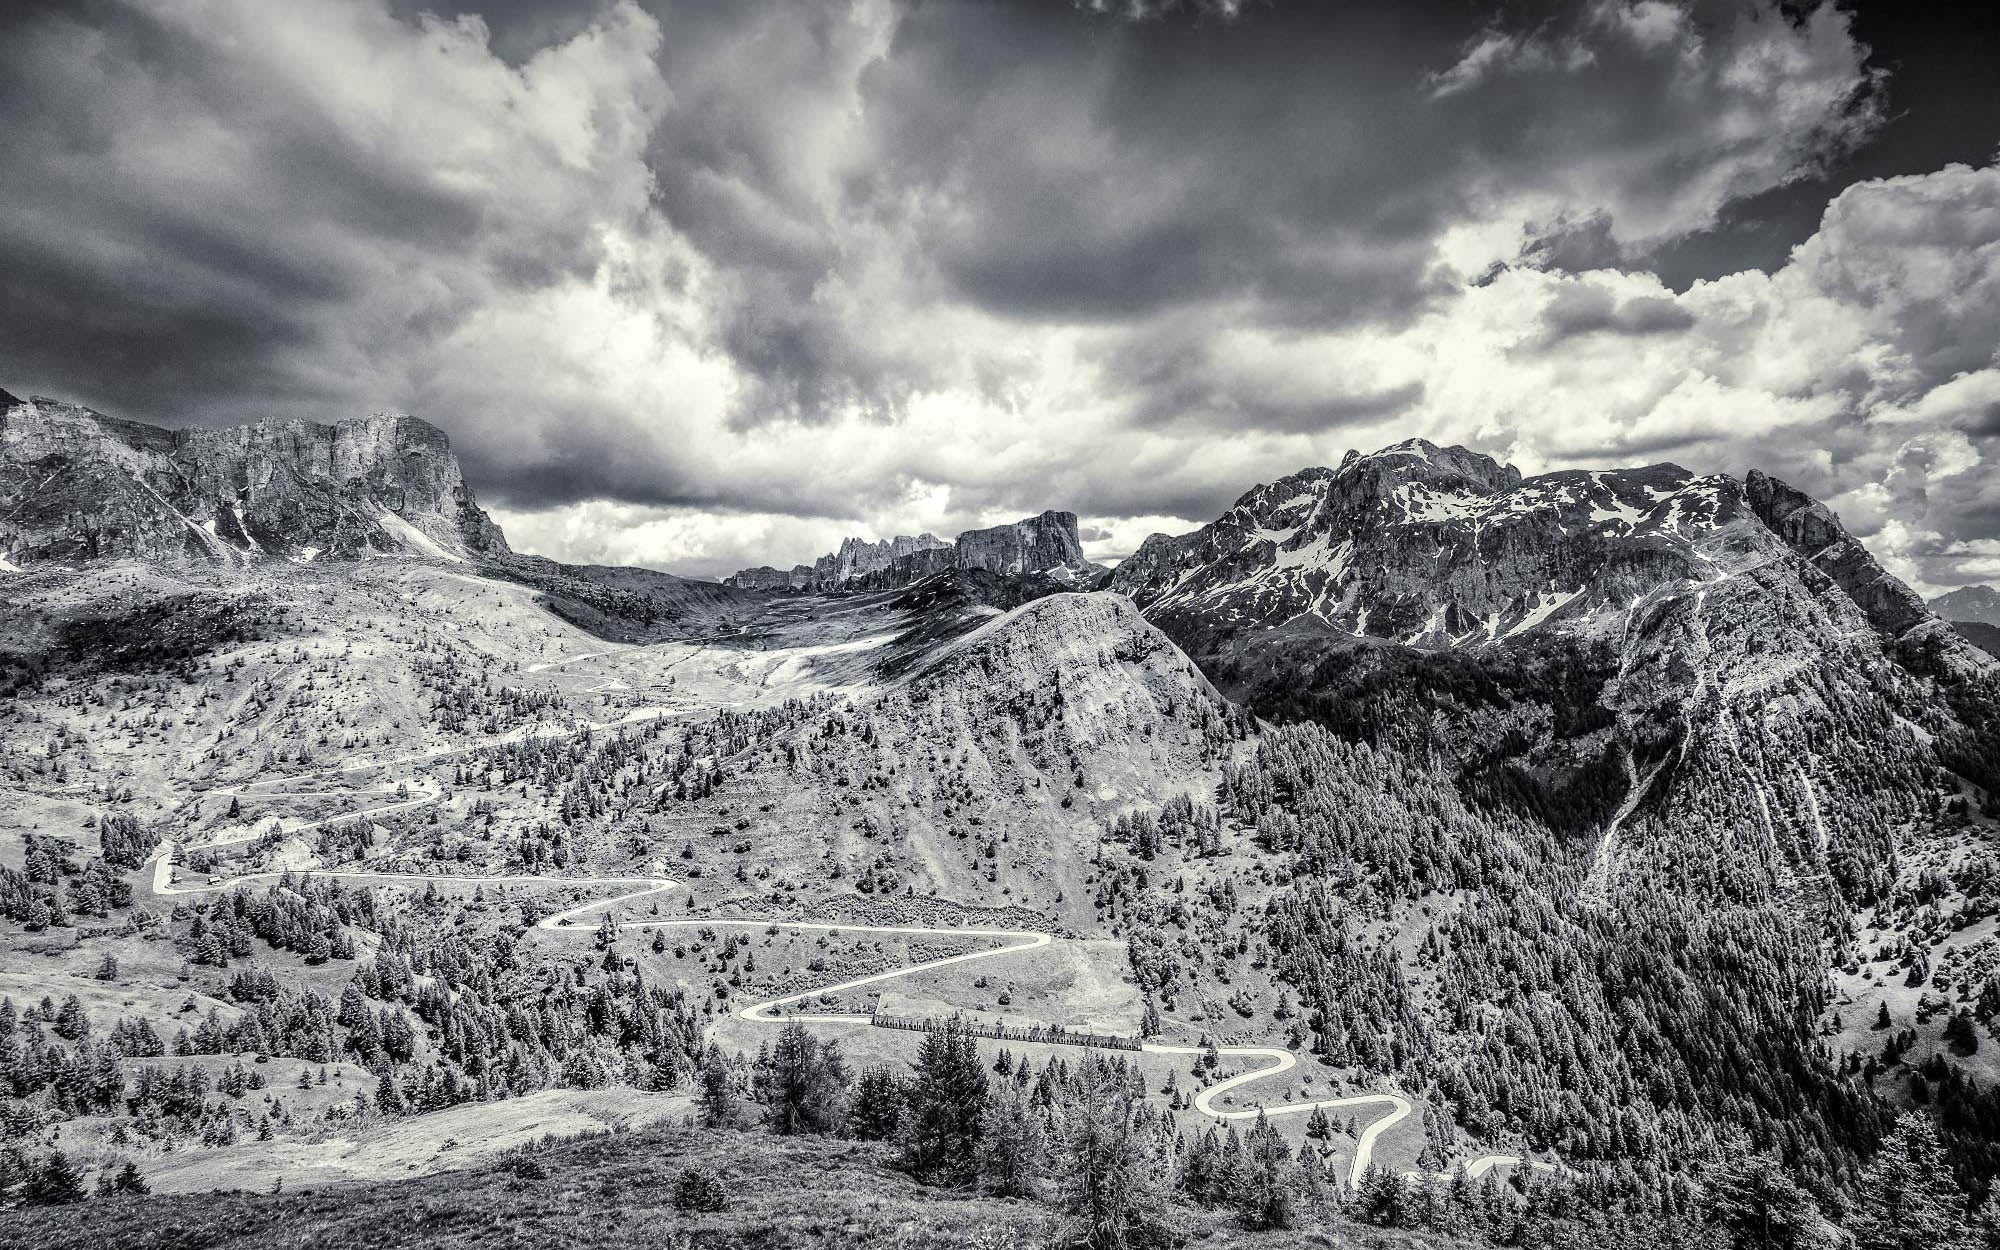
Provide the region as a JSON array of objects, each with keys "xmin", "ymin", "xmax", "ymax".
[{"xmin": 149, "ymin": 738, "xmax": 1553, "ymax": 1188}]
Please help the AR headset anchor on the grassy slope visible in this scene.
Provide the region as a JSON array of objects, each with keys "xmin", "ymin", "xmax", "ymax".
[{"xmin": 0, "ymin": 1124, "xmax": 1473, "ymax": 1250}]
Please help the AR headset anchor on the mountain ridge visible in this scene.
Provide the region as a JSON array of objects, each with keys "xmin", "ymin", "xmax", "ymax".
[
  {"xmin": 1935, "ymin": 583, "xmax": 2000, "ymax": 626},
  {"xmin": 0, "ymin": 394, "xmax": 508, "ymax": 566},
  {"xmin": 727, "ymin": 509, "xmax": 1099, "ymax": 592}
]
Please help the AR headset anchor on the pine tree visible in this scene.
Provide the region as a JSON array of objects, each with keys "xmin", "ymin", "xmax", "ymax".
[
  {"xmin": 1140, "ymin": 999, "xmax": 1162, "ymax": 1038},
  {"xmin": 1294, "ymin": 1151, "xmax": 1336, "ymax": 1228},
  {"xmin": 1052, "ymin": 1053, "xmax": 1183, "ymax": 1250},
  {"xmin": 107, "ymin": 1159, "xmax": 148, "ymax": 1195},
  {"xmin": 978, "ymin": 1076, "xmax": 1046, "ymax": 1199},
  {"xmin": 754, "ymin": 1021, "xmax": 849, "ymax": 1136},
  {"xmin": 53, "ymin": 994, "xmax": 88, "ymax": 1041},
  {"xmin": 1704, "ymin": 1152, "xmax": 1830, "ymax": 1250},
  {"xmin": 1352, "ymin": 1162, "xmax": 1406, "ymax": 1227},
  {"xmin": 1849, "ymin": 1113, "xmax": 1975, "ymax": 1250},
  {"xmin": 1238, "ymin": 1109, "xmax": 1299, "ymax": 1230},
  {"xmin": 851, "ymin": 1065, "xmax": 905, "ymax": 1141},
  {"xmin": 1179, "ymin": 1126, "xmax": 1225, "ymax": 1207},
  {"xmin": 1943, "ymin": 1010, "xmax": 1978, "ymax": 1056},
  {"xmin": 897, "ymin": 1019, "xmax": 989, "ymax": 1186},
  {"xmin": 696, "ymin": 1048, "xmax": 737, "ymax": 1129},
  {"xmin": 1972, "ymin": 1191, "xmax": 2000, "ymax": 1250},
  {"xmin": 374, "ymin": 1068, "xmax": 405, "ymax": 1116},
  {"xmin": 25, "ymin": 1150, "xmax": 86, "ymax": 1206}
]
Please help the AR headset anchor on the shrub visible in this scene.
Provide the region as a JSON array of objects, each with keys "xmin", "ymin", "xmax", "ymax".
[{"xmin": 671, "ymin": 1166, "xmax": 729, "ymax": 1212}]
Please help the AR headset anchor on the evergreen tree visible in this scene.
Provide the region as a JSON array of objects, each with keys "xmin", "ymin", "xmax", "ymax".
[
  {"xmin": 897, "ymin": 1019, "xmax": 989, "ymax": 1187},
  {"xmin": 1972, "ymin": 1191, "xmax": 2000, "ymax": 1250},
  {"xmin": 1237, "ymin": 1109, "xmax": 1299, "ymax": 1230},
  {"xmin": 1849, "ymin": 1113, "xmax": 1975, "ymax": 1250},
  {"xmin": 53, "ymin": 994, "xmax": 89, "ymax": 1041},
  {"xmin": 978, "ymin": 1076, "xmax": 1046, "ymax": 1199},
  {"xmin": 1352, "ymin": 1162, "xmax": 1406, "ymax": 1227},
  {"xmin": 1705, "ymin": 1152, "xmax": 1833, "ymax": 1250},
  {"xmin": 851, "ymin": 1065, "xmax": 905, "ymax": 1141},
  {"xmin": 1052, "ymin": 1053, "xmax": 1184, "ymax": 1250},
  {"xmin": 25, "ymin": 1150, "xmax": 86, "ymax": 1206},
  {"xmin": 754, "ymin": 1021, "xmax": 849, "ymax": 1136},
  {"xmin": 696, "ymin": 1048, "xmax": 738, "ymax": 1129},
  {"xmin": 374, "ymin": 1067, "xmax": 405, "ymax": 1116},
  {"xmin": 1943, "ymin": 1010, "xmax": 1978, "ymax": 1056},
  {"xmin": 1179, "ymin": 1126, "xmax": 1225, "ymax": 1208}
]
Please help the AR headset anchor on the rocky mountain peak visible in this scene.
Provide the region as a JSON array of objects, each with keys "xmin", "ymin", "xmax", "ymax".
[
  {"xmin": 0, "ymin": 392, "xmax": 509, "ymax": 567},
  {"xmin": 1108, "ymin": 436, "xmax": 1819, "ymax": 655},
  {"xmin": 730, "ymin": 508, "xmax": 1097, "ymax": 592},
  {"xmin": 1347, "ymin": 437, "xmax": 1525, "ymax": 495},
  {"xmin": 1744, "ymin": 468, "xmax": 1931, "ymax": 643}
]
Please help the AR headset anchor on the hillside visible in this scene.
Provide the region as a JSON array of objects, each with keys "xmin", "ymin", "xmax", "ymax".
[
  {"xmin": 0, "ymin": 1121, "xmax": 1522, "ymax": 1250},
  {"xmin": 1101, "ymin": 439, "xmax": 2000, "ymax": 1195}
]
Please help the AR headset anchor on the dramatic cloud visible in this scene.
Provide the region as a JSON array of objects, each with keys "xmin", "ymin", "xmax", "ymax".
[{"xmin": 0, "ymin": 0, "xmax": 1992, "ymax": 591}]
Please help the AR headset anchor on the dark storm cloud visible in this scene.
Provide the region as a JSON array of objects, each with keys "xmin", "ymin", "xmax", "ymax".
[
  {"xmin": 5, "ymin": 0, "xmax": 1994, "ymax": 592},
  {"xmin": 851, "ymin": 2, "xmax": 1461, "ymax": 328},
  {"xmin": 0, "ymin": 0, "xmax": 626, "ymax": 428}
]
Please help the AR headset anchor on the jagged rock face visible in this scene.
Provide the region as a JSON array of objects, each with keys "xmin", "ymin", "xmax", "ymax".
[
  {"xmin": 723, "ymin": 564, "xmax": 813, "ymax": 592},
  {"xmin": 1743, "ymin": 469, "xmax": 1932, "ymax": 642},
  {"xmin": 953, "ymin": 510, "xmax": 1091, "ymax": 580},
  {"xmin": 808, "ymin": 532, "xmax": 949, "ymax": 588},
  {"xmin": 1107, "ymin": 438, "xmax": 1753, "ymax": 652},
  {"xmin": 735, "ymin": 510, "xmax": 1097, "ymax": 592},
  {"xmin": 0, "ymin": 395, "xmax": 508, "ymax": 566}
]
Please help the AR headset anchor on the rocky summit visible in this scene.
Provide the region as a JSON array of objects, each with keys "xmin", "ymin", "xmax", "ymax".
[
  {"xmin": 0, "ymin": 395, "xmax": 508, "ymax": 567},
  {"xmin": 1106, "ymin": 437, "xmax": 1971, "ymax": 664},
  {"xmin": 728, "ymin": 508, "xmax": 1097, "ymax": 591}
]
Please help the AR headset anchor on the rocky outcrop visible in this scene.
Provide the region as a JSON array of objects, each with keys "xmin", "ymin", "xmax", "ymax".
[
  {"xmin": 811, "ymin": 533, "xmax": 950, "ymax": 588},
  {"xmin": 0, "ymin": 393, "xmax": 508, "ymax": 566},
  {"xmin": 1106, "ymin": 438, "xmax": 1734, "ymax": 651},
  {"xmin": 1744, "ymin": 469, "xmax": 1931, "ymax": 642},
  {"xmin": 955, "ymin": 510, "xmax": 1089, "ymax": 579},
  {"xmin": 724, "ymin": 564, "xmax": 814, "ymax": 591},
  {"xmin": 732, "ymin": 510, "xmax": 1098, "ymax": 592}
]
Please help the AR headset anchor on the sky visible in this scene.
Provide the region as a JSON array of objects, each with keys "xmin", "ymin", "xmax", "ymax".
[{"xmin": 0, "ymin": 1, "xmax": 1996, "ymax": 592}]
